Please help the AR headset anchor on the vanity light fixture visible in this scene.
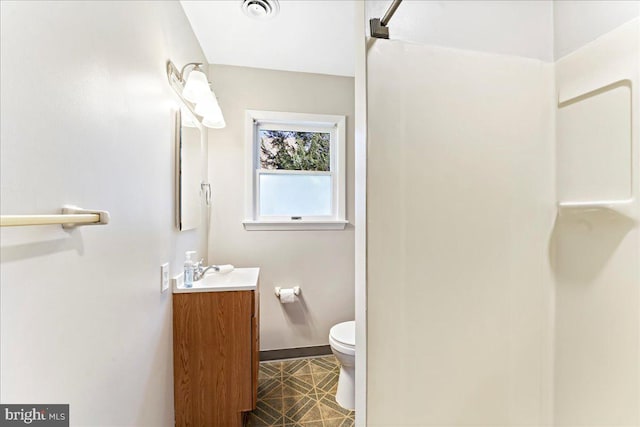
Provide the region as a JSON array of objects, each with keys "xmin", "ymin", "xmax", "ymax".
[{"xmin": 166, "ymin": 60, "xmax": 226, "ymax": 129}]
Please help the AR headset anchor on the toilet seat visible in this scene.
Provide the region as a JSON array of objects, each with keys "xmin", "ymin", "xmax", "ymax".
[{"xmin": 329, "ymin": 321, "xmax": 355, "ymax": 356}]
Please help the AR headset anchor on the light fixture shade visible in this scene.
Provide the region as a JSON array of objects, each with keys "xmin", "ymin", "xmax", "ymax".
[
  {"xmin": 202, "ymin": 103, "xmax": 226, "ymax": 129},
  {"xmin": 194, "ymin": 91, "xmax": 219, "ymax": 117},
  {"xmin": 182, "ymin": 68, "xmax": 209, "ymax": 103},
  {"xmin": 196, "ymin": 91, "xmax": 226, "ymax": 129},
  {"xmin": 202, "ymin": 115, "xmax": 226, "ymax": 129}
]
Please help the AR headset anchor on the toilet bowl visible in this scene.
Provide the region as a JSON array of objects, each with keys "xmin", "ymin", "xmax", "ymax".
[{"xmin": 329, "ymin": 320, "xmax": 355, "ymax": 410}]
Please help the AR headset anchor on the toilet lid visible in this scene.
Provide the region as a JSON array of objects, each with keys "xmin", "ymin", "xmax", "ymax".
[{"xmin": 330, "ymin": 321, "xmax": 355, "ymax": 347}]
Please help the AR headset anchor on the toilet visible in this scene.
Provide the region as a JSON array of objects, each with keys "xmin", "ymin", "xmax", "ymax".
[{"xmin": 329, "ymin": 320, "xmax": 355, "ymax": 410}]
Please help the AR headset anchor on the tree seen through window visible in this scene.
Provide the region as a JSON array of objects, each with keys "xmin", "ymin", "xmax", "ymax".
[{"xmin": 259, "ymin": 130, "xmax": 330, "ymax": 171}]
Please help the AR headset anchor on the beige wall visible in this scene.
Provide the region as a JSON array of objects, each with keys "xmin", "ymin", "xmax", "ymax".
[
  {"xmin": 367, "ymin": 41, "xmax": 556, "ymax": 425},
  {"xmin": 206, "ymin": 64, "xmax": 355, "ymax": 350},
  {"xmin": 553, "ymin": 18, "xmax": 640, "ymax": 426},
  {"xmin": 0, "ymin": 1, "xmax": 207, "ymax": 425}
]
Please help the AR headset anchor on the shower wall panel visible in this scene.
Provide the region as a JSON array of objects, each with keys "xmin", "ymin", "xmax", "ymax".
[
  {"xmin": 367, "ymin": 40, "xmax": 555, "ymax": 426},
  {"xmin": 554, "ymin": 18, "xmax": 640, "ymax": 427}
]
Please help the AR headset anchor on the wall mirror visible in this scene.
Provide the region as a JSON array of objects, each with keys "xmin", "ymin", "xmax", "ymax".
[{"xmin": 175, "ymin": 108, "xmax": 202, "ymax": 231}]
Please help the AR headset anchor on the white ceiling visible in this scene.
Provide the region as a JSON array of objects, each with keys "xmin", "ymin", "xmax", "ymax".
[
  {"xmin": 365, "ymin": 1, "xmax": 554, "ymax": 62},
  {"xmin": 180, "ymin": 0, "xmax": 355, "ymax": 77},
  {"xmin": 553, "ymin": 0, "xmax": 640, "ymax": 59}
]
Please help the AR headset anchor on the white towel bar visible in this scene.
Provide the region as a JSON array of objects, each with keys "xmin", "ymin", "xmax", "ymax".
[{"xmin": 0, "ymin": 206, "xmax": 110, "ymax": 229}]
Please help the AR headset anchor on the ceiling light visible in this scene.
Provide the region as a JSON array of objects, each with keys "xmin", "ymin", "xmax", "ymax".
[{"xmin": 241, "ymin": 0, "xmax": 279, "ymax": 20}]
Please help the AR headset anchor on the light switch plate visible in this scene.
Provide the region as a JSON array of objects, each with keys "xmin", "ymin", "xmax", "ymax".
[{"xmin": 161, "ymin": 263, "xmax": 170, "ymax": 293}]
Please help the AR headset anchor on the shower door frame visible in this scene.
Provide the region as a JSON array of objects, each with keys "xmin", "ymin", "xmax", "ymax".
[{"xmin": 354, "ymin": 2, "xmax": 368, "ymax": 426}]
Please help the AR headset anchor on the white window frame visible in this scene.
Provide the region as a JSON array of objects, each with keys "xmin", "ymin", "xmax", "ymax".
[{"xmin": 243, "ymin": 110, "xmax": 347, "ymax": 231}]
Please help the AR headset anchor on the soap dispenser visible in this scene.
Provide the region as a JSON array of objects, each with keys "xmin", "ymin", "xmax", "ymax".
[{"xmin": 184, "ymin": 251, "xmax": 196, "ymax": 288}]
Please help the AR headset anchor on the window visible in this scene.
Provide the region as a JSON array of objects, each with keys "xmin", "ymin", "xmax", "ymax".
[{"xmin": 243, "ymin": 110, "xmax": 347, "ymax": 230}]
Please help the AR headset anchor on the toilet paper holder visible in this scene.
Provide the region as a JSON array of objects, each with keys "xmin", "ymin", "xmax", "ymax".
[{"xmin": 274, "ymin": 286, "xmax": 301, "ymax": 297}]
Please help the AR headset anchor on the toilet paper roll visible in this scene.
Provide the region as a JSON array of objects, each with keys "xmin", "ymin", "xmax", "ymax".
[{"xmin": 279, "ymin": 288, "xmax": 296, "ymax": 304}]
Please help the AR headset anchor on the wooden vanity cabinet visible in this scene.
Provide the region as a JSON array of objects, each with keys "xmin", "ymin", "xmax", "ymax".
[{"xmin": 173, "ymin": 288, "xmax": 259, "ymax": 427}]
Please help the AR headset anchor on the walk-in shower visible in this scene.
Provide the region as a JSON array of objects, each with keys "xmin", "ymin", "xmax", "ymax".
[{"xmin": 365, "ymin": 2, "xmax": 640, "ymax": 425}]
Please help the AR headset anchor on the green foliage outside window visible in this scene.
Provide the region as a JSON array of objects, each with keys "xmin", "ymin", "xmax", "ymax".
[{"xmin": 260, "ymin": 130, "xmax": 330, "ymax": 172}]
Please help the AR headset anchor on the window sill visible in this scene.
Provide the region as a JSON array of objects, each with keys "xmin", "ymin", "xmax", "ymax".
[{"xmin": 242, "ymin": 220, "xmax": 348, "ymax": 231}]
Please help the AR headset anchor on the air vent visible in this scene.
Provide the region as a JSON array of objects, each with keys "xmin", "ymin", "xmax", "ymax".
[{"xmin": 241, "ymin": 0, "xmax": 280, "ymax": 20}]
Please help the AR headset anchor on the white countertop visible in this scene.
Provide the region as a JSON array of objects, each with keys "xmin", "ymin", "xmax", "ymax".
[{"xmin": 173, "ymin": 267, "xmax": 260, "ymax": 293}]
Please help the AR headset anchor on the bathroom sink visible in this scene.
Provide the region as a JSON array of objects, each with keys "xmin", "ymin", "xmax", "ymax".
[{"xmin": 173, "ymin": 267, "xmax": 260, "ymax": 293}]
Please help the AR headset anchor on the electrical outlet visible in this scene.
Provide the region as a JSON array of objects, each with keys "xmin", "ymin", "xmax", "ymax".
[{"xmin": 161, "ymin": 263, "xmax": 170, "ymax": 293}]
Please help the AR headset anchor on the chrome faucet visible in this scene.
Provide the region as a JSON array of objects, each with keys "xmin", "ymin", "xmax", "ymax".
[{"xmin": 193, "ymin": 259, "xmax": 220, "ymax": 281}]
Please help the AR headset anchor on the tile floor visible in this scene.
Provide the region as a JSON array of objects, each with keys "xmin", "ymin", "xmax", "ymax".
[{"xmin": 246, "ymin": 355, "xmax": 354, "ymax": 427}]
